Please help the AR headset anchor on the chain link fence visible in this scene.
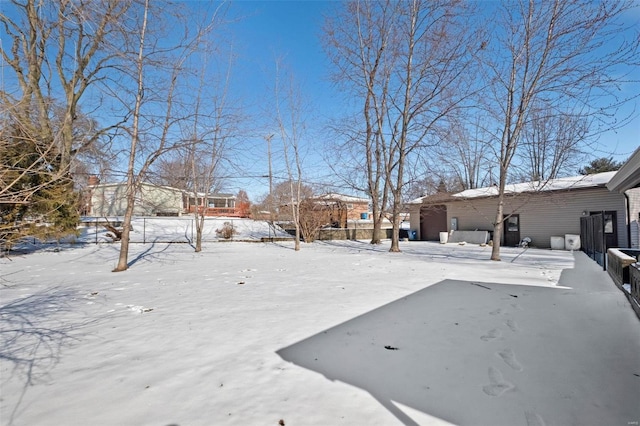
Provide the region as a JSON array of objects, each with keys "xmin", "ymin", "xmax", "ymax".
[{"xmin": 79, "ymin": 217, "xmax": 288, "ymax": 244}]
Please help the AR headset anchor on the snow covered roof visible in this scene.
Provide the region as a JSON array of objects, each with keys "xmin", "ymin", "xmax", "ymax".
[
  {"xmin": 408, "ymin": 192, "xmax": 456, "ymax": 204},
  {"xmin": 186, "ymin": 192, "xmax": 235, "ymax": 199},
  {"xmin": 453, "ymin": 171, "xmax": 616, "ymax": 199},
  {"xmin": 411, "ymin": 171, "xmax": 617, "ymax": 204},
  {"xmin": 90, "ymin": 182, "xmax": 184, "ymax": 193},
  {"xmin": 316, "ymin": 193, "xmax": 369, "ymax": 203}
]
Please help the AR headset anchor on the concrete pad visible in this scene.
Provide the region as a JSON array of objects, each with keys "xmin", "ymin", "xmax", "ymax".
[{"xmin": 278, "ymin": 252, "xmax": 640, "ymax": 426}]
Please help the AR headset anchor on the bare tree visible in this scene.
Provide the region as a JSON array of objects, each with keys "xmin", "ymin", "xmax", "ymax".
[
  {"xmin": 112, "ymin": 0, "xmax": 219, "ymax": 271},
  {"xmin": 325, "ymin": 0, "xmax": 477, "ymax": 252},
  {"xmin": 298, "ymin": 199, "xmax": 330, "ymax": 243},
  {"xmin": 256, "ymin": 180, "xmax": 314, "ymax": 221},
  {"xmin": 324, "ymin": 0, "xmax": 394, "ymax": 245},
  {"xmin": 432, "ymin": 117, "xmax": 494, "ymax": 191},
  {"xmin": 517, "ymin": 105, "xmax": 589, "ymax": 181},
  {"xmin": 149, "ymin": 154, "xmax": 193, "ymax": 189},
  {"xmin": 0, "ymin": 0, "xmax": 131, "ymax": 240},
  {"xmin": 476, "ymin": 0, "xmax": 639, "ymax": 261},
  {"xmin": 273, "ymin": 59, "xmax": 307, "ymax": 251},
  {"xmin": 1, "ymin": 0, "xmax": 129, "ymax": 170},
  {"xmin": 167, "ymin": 35, "xmax": 224, "ymax": 251},
  {"xmin": 188, "ymin": 51, "xmax": 236, "ymax": 252}
]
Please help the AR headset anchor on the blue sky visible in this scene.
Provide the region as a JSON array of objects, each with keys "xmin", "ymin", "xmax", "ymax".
[
  {"xmin": 220, "ymin": 1, "xmax": 640, "ymax": 200},
  {"xmin": 222, "ymin": 1, "xmax": 343, "ymax": 200},
  {"xmin": 2, "ymin": 0, "xmax": 638, "ymax": 201}
]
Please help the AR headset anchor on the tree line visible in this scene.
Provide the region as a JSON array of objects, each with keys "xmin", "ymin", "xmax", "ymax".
[{"xmin": 1, "ymin": 0, "xmax": 637, "ymax": 267}]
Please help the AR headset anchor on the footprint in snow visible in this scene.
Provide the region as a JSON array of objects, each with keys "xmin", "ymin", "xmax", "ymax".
[
  {"xmin": 482, "ymin": 367, "xmax": 515, "ymax": 397},
  {"xmin": 481, "ymin": 328, "xmax": 502, "ymax": 341},
  {"xmin": 497, "ymin": 348, "xmax": 523, "ymax": 371},
  {"xmin": 525, "ymin": 411, "xmax": 547, "ymax": 426},
  {"xmin": 505, "ymin": 319, "xmax": 520, "ymax": 332}
]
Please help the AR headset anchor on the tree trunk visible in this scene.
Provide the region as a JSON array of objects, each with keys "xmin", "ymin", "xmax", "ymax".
[
  {"xmin": 113, "ymin": 179, "xmax": 136, "ymax": 271},
  {"xmin": 113, "ymin": 0, "xmax": 148, "ymax": 272},
  {"xmin": 490, "ymin": 196, "xmax": 504, "ymax": 261},
  {"xmin": 370, "ymin": 194, "xmax": 382, "ymax": 244},
  {"xmin": 491, "ymin": 166, "xmax": 508, "ymax": 261},
  {"xmin": 389, "ymin": 197, "xmax": 401, "ymax": 252},
  {"xmin": 195, "ymin": 213, "xmax": 204, "ymax": 252}
]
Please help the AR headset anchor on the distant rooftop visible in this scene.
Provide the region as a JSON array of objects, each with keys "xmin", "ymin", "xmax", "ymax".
[
  {"xmin": 454, "ymin": 171, "xmax": 616, "ymax": 199},
  {"xmin": 316, "ymin": 193, "xmax": 369, "ymax": 203},
  {"xmin": 411, "ymin": 171, "xmax": 617, "ymax": 203}
]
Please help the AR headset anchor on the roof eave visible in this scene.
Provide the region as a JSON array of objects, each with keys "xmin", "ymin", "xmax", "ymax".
[{"xmin": 606, "ymin": 147, "xmax": 640, "ymax": 192}]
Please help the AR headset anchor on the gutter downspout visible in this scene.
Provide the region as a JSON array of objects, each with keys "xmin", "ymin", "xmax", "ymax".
[{"xmin": 624, "ymin": 191, "xmax": 631, "ymax": 248}]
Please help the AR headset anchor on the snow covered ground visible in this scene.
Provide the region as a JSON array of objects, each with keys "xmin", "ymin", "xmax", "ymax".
[
  {"xmin": 1, "ymin": 220, "xmax": 639, "ymax": 426},
  {"xmin": 75, "ymin": 217, "xmax": 293, "ymax": 244}
]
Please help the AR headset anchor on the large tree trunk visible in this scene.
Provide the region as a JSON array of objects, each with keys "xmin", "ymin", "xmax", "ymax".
[
  {"xmin": 490, "ymin": 195, "xmax": 504, "ymax": 261},
  {"xmin": 369, "ymin": 193, "xmax": 382, "ymax": 244},
  {"xmin": 113, "ymin": 0, "xmax": 148, "ymax": 272},
  {"xmin": 389, "ymin": 199, "xmax": 401, "ymax": 252},
  {"xmin": 195, "ymin": 213, "xmax": 204, "ymax": 252},
  {"xmin": 490, "ymin": 163, "xmax": 508, "ymax": 261},
  {"xmin": 114, "ymin": 178, "xmax": 136, "ymax": 271}
]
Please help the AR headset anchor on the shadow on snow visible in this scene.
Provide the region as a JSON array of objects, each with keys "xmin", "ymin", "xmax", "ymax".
[
  {"xmin": 277, "ymin": 264, "xmax": 640, "ymax": 425},
  {"xmin": 0, "ymin": 288, "xmax": 112, "ymax": 425}
]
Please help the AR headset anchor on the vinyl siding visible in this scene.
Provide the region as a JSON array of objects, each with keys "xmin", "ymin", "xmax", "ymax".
[
  {"xmin": 90, "ymin": 183, "xmax": 183, "ymax": 216},
  {"xmin": 409, "ymin": 204, "xmax": 422, "ymax": 237},
  {"xmin": 627, "ymin": 188, "xmax": 640, "ymax": 248},
  {"xmin": 137, "ymin": 185, "xmax": 182, "ymax": 215},
  {"xmin": 445, "ymin": 187, "xmax": 628, "ymax": 248}
]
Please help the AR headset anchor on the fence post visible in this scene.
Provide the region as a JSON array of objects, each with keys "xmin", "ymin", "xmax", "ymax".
[{"xmin": 601, "ymin": 210, "xmax": 607, "ymax": 271}]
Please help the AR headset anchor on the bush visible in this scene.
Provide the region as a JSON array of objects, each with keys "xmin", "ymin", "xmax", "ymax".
[{"xmin": 216, "ymin": 222, "xmax": 235, "ymax": 239}]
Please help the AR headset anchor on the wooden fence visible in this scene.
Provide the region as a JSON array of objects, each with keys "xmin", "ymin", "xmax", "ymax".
[{"xmin": 186, "ymin": 206, "xmax": 244, "ymax": 217}]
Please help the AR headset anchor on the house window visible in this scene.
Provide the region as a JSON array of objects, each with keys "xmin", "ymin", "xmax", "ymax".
[
  {"xmin": 604, "ymin": 213, "xmax": 614, "ymax": 234},
  {"xmin": 346, "ymin": 203, "xmax": 353, "ymax": 209}
]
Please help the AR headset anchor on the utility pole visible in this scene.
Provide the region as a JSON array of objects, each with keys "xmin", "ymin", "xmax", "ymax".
[{"xmin": 265, "ymin": 134, "xmax": 274, "ymax": 238}]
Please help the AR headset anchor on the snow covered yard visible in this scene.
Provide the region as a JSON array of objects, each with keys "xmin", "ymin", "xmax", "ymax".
[{"xmin": 1, "ymin": 239, "xmax": 639, "ymax": 426}]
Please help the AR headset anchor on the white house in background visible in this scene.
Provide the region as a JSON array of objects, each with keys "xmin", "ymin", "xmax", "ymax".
[
  {"xmin": 87, "ymin": 182, "xmax": 183, "ymax": 217},
  {"xmin": 409, "ymin": 171, "xmax": 640, "ymax": 249}
]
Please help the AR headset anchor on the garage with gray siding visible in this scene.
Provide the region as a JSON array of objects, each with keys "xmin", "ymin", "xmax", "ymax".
[
  {"xmin": 410, "ymin": 172, "xmax": 639, "ymax": 249},
  {"xmin": 447, "ymin": 187, "xmax": 627, "ymax": 248}
]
